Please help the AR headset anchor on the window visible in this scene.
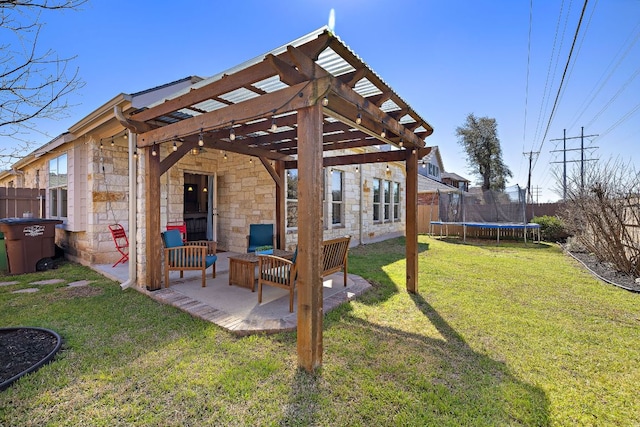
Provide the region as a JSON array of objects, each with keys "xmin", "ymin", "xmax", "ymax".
[
  {"xmin": 331, "ymin": 170, "xmax": 343, "ymax": 225},
  {"xmin": 373, "ymin": 178, "xmax": 381, "ymax": 221},
  {"xmin": 393, "ymin": 182, "xmax": 400, "ymax": 220},
  {"xmin": 383, "ymin": 180, "xmax": 391, "ymax": 220},
  {"xmin": 373, "ymin": 178, "xmax": 401, "ymax": 223},
  {"xmin": 286, "ymin": 169, "xmax": 298, "ymax": 228},
  {"xmin": 49, "ymin": 154, "xmax": 68, "ymax": 218}
]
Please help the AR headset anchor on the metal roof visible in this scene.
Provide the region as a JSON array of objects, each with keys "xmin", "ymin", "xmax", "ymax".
[{"xmin": 132, "ymin": 27, "xmax": 433, "ymax": 160}]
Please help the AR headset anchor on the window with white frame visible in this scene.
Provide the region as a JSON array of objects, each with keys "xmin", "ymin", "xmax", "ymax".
[
  {"xmin": 373, "ymin": 178, "xmax": 381, "ymax": 221},
  {"xmin": 373, "ymin": 178, "xmax": 401, "ymax": 223},
  {"xmin": 383, "ymin": 180, "xmax": 391, "ymax": 220},
  {"xmin": 49, "ymin": 154, "xmax": 68, "ymax": 218},
  {"xmin": 286, "ymin": 169, "xmax": 298, "ymax": 228},
  {"xmin": 331, "ymin": 169, "xmax": 344, "ymax": 226},
  {"xmin": 393, "ymin": 182, "xmax": 400, "ymax": 220}
]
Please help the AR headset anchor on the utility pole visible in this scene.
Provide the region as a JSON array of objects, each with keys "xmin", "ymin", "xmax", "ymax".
[
  {"xmin": 523, "ymin": 150, "xmax": 539, "ymax": 204},
  {"xmin": 550, "ymin": 127, "xmax": 598, "ymax": 200}
]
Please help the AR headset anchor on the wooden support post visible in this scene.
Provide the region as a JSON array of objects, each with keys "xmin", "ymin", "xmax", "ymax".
[
  {"xmin": 405, "ymin": 149, "xmax": 419, "ymax": 293},
  {"xmin": 296, "ymin": 104, "xmax": 324, "ymax": 371},
  {"xmin": 145, "ymin": 146, "xmax": 162, "ymax": 291}
]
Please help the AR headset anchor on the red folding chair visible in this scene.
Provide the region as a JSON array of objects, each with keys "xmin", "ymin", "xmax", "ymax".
[
  {"xmin": 109, "ymin": 224, "xmax": 129, "ymax": 267},
  {"xmin": 166, "ymin": 220, "xmax": 187, "ymax": 243}
]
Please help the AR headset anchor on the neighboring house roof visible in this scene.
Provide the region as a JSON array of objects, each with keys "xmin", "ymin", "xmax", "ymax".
[
  {"xmin": 418, "ymin": 174, "xmax": 463, "ymax": 193},
  {"xmin": 441, "ymin": 171, "xmax": 469, "ymax": 182},
  {"xmin": 420, "ymin": 146, "xmax": 444, "ymax": 170}
]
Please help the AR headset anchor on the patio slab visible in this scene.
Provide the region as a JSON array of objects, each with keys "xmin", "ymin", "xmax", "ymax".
[{"xmin": 92, "ymin": 252, "xmax": 371, "ymax": 335}]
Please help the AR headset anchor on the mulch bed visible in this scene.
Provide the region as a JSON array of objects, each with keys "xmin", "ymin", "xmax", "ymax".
[
  {"xmin": 0, "ymin": 328, "xmax": 60, "ymax": 389},
  {"xmin": 567, "ymin": 250, "xmax": 640, "ymax": 293}
]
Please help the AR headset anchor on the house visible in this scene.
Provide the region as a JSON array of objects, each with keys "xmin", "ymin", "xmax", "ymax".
[
  {"xmin": 1, "ymin": 26, "xmax": 436, "ymax": 371},
  {"xmin": 0, "ymin": 27, "xmax": 433, "ymax": 282},
  {"xmin": 441, "ymin": 171, "xmax": 470, "ymax": 192}
]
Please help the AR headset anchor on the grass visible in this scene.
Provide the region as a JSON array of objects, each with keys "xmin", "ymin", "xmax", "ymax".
[{"xmin": 0, "ymin": 236, "xmax": 638, "ymax": 426}]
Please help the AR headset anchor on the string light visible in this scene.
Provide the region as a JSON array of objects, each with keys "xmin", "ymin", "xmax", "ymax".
[
  {"xmin": 322, "ymin": 96, "xmax": 329, "ymax": 106},
  {"xmin": 381, "ymin": 128, "xmax": 387, "ymax": 138},
  {"xmin": 421, "ymin": 162, "xmax": 426, "ymax": 168},
  {"xmin": 172, "ymin": 141, "xmax": 178, "ymax": 152},
  {"xmin": 123, "ymin": 132, "xmax": 128, "ymax": 140},
  {"xmin": 151, "ymin": 143, "xmax": 157, "ymax": 157},
  {"xmin": 249, "ymin": 157, "xmax": 253, "ymax": 164},
  {"xmin": 133, "ymin": 150, "xmax": 138, "ymax": 159},
  {"xmin": 386, "ymin": 164, "xmax": 390, "ymax": 173},
  {"xmin": 111, "ymin": 137, "xmax": 114, "ymax": 147},
  {"xmin": 100, "ymin": 141, "xmax": 103, "ymax": 150},
  {"xmin": 355, "ymin": 165, "xmax": 359, "ymax": 173},
  {"xmin": 356, "ymin": 112, "xmax": 362, "ymax": 125},
  {"xmin": 270, "ymin": 110, "xmax": 277, "ymax": 132},
  {"xmin": 198, "ymin": 129, "xmax": 204, "ymax": 146},
  {"xmin": 399, "ymin": 139, "xmax": 404, "ymax": 147},
  {"xmin": 229, "ymin": 126, "xmax": 236, "ymax": 141},
  {"xmin": 223, "ymin": 152, "xmax": 227, "ymax": 160}
]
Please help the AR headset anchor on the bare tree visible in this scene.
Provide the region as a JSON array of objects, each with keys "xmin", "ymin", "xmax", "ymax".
[
  {"xmin": 559, "ymin": 158, "xmax": 640, "ymax": 277},
  {"xmin": 0, "ymin": 0, "xmax": 85, "ymax": 167}
]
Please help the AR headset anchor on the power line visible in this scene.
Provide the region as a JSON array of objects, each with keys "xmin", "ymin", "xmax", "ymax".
[{"xmin": 534, "ymin": 0, "xmax": 590, "ymax": 171}]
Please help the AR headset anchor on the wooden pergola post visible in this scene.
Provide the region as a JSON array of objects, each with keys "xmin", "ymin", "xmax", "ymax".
[
  {"xmin": 296, "ymin": 103, "xmax": 324, "ymax": 371},
  {"xmin": 145, "ymin": 146, "xmax": 162, "ymax": 290},
  {"xmin": 405, "ymin": 148, "xmax": 419, "ymax": 293}
]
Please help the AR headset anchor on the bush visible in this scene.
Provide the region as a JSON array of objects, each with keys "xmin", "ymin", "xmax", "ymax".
[{"xmin": 531, "ymin": 215, "xmax": 568, "ymax": 242}]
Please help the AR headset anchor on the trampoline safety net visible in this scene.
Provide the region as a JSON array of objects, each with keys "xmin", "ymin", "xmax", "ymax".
[{"xmin": 438, "ymin": 185, "xmax": 527, "ymax": 223}]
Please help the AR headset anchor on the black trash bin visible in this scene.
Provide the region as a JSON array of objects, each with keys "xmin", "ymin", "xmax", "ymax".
[{"xmin": 0, "ymin": 218, "xmax": 62, "ymax": 274}]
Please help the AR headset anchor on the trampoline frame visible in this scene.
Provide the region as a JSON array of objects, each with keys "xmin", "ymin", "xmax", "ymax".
[{"xmin": 430, "ymin": 221, "xmax": 541, "ymax": 243}]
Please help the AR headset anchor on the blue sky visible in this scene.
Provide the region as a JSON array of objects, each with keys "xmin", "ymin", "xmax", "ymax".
[{"xmin": 3, "ymin": 0, "xmax": 639, "ymax": 202}]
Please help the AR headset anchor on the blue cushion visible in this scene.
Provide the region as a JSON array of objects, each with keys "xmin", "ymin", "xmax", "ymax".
[
  {"xmin": 205, "ymin": 255, "xmax": 217, "ymax": 268},
  {"xmin": 162, "ymin": 229, "xmax": 183, "ymax": 248},
  {"xmin": 248, "ymin": 224, "xmax": 273, "ymax": 252}
]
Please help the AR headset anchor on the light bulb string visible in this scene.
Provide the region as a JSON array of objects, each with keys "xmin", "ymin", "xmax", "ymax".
[{"xmin": 135, "ymin": 79, "xmax": 331, "ymax": 149}]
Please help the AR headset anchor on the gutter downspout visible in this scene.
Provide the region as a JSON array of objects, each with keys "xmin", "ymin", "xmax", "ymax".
[{"xmin": 120, "ymin": 129, "xmax": 137, "ymax": 289}]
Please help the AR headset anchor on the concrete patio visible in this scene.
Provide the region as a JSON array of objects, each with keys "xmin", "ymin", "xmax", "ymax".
[{"xmin": 92, "ymin": 252, "xmax": 371, "ymax": 335}]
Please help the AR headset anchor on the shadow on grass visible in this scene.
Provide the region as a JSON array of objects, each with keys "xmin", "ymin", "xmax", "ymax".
[
  {"xmin": 347, "ymin": 236, "xmax": 430, "ymax": 304},
  {"xmin": 305, "ymin": 236, "xmax": 551, "ymax": 425}
]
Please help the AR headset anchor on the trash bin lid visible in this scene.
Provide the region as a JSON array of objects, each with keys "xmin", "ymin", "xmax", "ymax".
[{"xmin": 0, "ymin": 218, "xmax": 63, "ymax": 225}]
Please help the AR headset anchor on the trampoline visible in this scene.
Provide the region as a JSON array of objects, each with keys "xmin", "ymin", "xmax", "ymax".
[{"xmin": 430, "ymin": 221, "xmax": 541, "ymax": 243}]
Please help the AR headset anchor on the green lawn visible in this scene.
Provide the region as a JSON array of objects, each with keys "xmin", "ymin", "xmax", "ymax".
[{"xmin": 1, "ymin": 236, "xmax": 638, "ymax": 426}]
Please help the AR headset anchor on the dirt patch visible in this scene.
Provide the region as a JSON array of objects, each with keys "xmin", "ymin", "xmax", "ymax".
[{"xmin": 49, "ymin": 285, "xmax": 104, "ymax": 302}]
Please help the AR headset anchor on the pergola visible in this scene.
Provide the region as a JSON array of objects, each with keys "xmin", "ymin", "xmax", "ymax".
[{"xmin": 117, "ymin": 27, "xmax": 433, "ymax": 371}]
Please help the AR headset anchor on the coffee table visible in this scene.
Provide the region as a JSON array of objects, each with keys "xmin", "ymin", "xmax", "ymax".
[{"xmin": 228, "ymin": 249, "xmax": 293, "ymax": 291}]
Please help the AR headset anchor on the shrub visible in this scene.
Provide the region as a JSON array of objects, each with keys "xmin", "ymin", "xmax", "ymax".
[{"xmin": 531, "ymin": 215, "xmax": 568, "ymax": 242}]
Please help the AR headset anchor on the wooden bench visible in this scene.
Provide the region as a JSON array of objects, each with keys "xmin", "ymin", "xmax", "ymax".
[{"xmin": 257, "ymin": 235, "xmax": 351, "ymax": 312}]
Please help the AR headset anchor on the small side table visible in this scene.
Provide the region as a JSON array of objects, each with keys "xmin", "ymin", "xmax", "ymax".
[{"xmin": 228, "ymin": 249, "xmax": 293, "ymax": 291}]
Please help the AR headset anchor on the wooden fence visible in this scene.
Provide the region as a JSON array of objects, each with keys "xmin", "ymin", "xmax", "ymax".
[{"xmin": 0, "ymin": 188, "xmax": 46, "ymax": 219}]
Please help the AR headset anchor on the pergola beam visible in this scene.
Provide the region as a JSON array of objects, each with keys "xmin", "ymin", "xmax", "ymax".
[{"xmin": 137, "ymin": 78, "xmax": 331, "ymax": 147}]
